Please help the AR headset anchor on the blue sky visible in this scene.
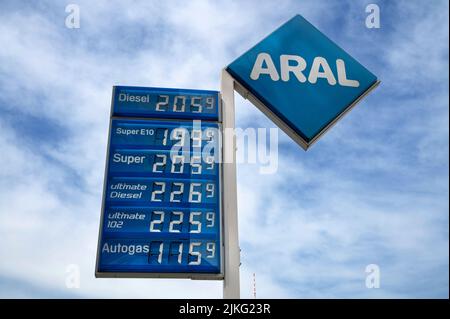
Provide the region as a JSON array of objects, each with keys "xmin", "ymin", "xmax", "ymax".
[{"xmin": 0, "ymin": 0, "xmax": 448, "ymax": 298}]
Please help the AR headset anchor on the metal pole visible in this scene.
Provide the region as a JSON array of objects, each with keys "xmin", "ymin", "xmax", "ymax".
[{"xmin": 221, "ymin": 68, "xmax": 240, "ymax": 299}]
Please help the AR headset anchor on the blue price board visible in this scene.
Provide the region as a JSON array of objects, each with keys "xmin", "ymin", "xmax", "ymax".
[{"xmin": 96, "ymin": 86, "xmax": 223, "ymax": 279}]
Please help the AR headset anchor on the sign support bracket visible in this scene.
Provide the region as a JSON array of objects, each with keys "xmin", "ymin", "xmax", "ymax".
[{"xmin": 221, "ymin": 68, "xmax": 240, "ymax": 299}]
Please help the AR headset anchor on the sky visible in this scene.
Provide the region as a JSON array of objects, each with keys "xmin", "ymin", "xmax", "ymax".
[{"xmin": 0, "ymin": 0, "xmax": 448, "ymax": 298}]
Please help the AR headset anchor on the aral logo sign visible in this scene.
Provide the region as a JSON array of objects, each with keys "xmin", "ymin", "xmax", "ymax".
[{"xmin": 227, "ymin": 15, "xmax": 379, "ymax": 149}]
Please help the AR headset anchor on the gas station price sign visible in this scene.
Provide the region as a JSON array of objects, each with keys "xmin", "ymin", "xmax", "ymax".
[{"xmin": 96, "ymin": 86, "xmax": 223, "ymax": 279}]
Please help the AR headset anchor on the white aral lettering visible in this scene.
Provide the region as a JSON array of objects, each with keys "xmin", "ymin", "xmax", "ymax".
[
  {"xmin": 250, "ymin": 53, "xmax": 280, "ymax": 81},
  {"xmin": 250, "ymin": 52, "xmax": 360, "ymax": 87},
  {"xmin": 280, "ymin": 54, "xmax": 307, "ymax": 82},
  {"xmin": 336, "ymin": 59, "xmax": 360, "ymax": 87},
  {"xmin": 308, "ymin": 56, "xmax": 336, "ymax": 85}
]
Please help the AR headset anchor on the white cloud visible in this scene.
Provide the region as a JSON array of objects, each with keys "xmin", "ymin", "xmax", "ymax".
[{"xmin": 0, "ymin": 0, "xmax": 448, "ymax": 298}]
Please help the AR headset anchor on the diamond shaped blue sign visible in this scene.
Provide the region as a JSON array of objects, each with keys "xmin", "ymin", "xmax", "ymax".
[{"xmin": 227, "ymin": 14, "xmax": 379, "ymax": 149}]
